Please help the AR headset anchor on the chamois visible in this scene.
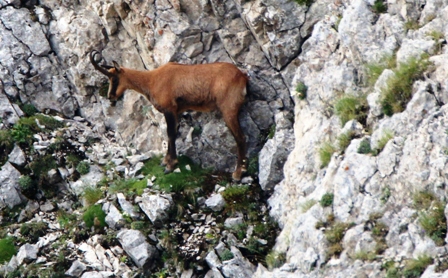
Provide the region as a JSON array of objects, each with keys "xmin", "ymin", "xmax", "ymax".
[{"xmin": 90, "ymin": 50, "xmax": 248, "ymax": 180}]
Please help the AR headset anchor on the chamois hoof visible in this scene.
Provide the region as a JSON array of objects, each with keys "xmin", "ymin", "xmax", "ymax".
[
  {"xmin": 232, "ymin": 171, "xmax": 242, "ymax": 182},
  {"xmin": 164, "ymin": 167, "xmax": 173, "ymax": 174}
]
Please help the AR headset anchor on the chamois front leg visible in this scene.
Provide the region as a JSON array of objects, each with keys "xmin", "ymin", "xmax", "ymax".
[
  {"xmin": 223, "ymin": 113, "xmax": 247, "ymax": 181},
  {"xmin": 163, "ymin": 112, "xmax": 179, "ymax": 174}
]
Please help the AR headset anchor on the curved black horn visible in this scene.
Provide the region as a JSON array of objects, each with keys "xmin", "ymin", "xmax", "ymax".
[{"xmin": 90, "ymin": 50, "xmax": 114, "ymax": 77}]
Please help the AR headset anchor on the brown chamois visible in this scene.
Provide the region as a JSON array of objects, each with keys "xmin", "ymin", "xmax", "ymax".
[{"xmin": 90, "ymin": 50, "xmax": 248, "ymax": 181}]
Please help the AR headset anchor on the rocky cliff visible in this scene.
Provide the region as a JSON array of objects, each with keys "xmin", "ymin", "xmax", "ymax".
[{"xmin": 1, "ymin": 0, "xmax": 448, "ymax": 277}]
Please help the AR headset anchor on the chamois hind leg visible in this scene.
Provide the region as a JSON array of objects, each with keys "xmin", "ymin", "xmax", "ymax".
[
  {"xmin": 163, "ymin": 112, "xmax": 179, "ymax": 173},
  {"xmin": 222, "ymin": 112, "xmax": 247, "ymax": 181}
]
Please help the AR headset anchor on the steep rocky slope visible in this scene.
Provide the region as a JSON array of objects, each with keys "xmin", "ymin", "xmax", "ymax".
[{"xmin": 1, "ymin": 0, "xmax": 448, "ymax": 277}]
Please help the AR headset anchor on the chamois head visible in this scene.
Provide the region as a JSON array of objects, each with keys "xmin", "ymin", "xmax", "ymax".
[{"xmin": 89, "ymin": 50, "xmax": 125, "ymax": 103}]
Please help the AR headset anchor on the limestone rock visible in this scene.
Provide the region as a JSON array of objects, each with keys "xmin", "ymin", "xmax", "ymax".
[
  {"xmin": 116, "ymin": 229, "xmax": 158, "ymax": 268},
  {"xmin": 17, "ymin": 243, "xmax": 38, "ymax": 265},
  {"xmin": 205, "ymin": 194, "xmax": 226, "ymax": 212},
  {"xmin": 138, "ymin": 193, "xmax": 173, "ymax": 225}
]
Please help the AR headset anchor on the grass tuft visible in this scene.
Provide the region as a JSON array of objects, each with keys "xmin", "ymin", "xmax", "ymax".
[
  {"xmin": 334, "ymin": 95, "xmax": 368, "ymax": 126},
  {"xmin": 0, "ymin": 237, "xmax": 17, "ymax": 263},
  {"xmin": 380, "ymin": 56, "xmax": 431, "ymax": 116},
  {"xmin": 141, "ymin": 155, "xmax": 211, "ymax": 193},
  {"xmin": 83, "ymin": 204, "xmax": 107, "ymax": 229},
  {"xmin": 319, "ymin": 142, "xmax": 337, "ymax": 168}
]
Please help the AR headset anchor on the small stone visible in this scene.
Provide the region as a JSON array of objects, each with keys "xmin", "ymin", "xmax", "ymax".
[
  {"xmin": 174, "ymin": 168, "xmax": 181, "ymax": 173},
  {"xmin": 205, "ymin": 194, "xmax": 226, "ymax": 212},
  {"xmin": 65, "ymin": 260, "xmax": 87, "ymax": 277}
]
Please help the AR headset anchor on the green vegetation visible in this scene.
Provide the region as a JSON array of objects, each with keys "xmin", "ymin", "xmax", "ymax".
[
  {"xmin": 219, "ymin": 249, "xmax": 234, "ymax": 261},
  {"xmin": 404, "ymin": 19, "xmax": 420, "ymax": 31},
  {"xmin": 353, "ymin": 250, "xmax": 377, "ymax": 261},
  {"xmin": 357, "ymin": 139, "xmax": 372, "ymax": 154},
  {"xmin": 300, "ymin": 199, "xmax": 317, "ymax": 213},
  {"xmin": 320, "ymin": 193, "xmax": 334, "ymax": 207},
  {"xmin": 295, "ymin": 82, "xmax": 308, "ymax": 100},
  {"xmin": 428, "ymin": 30, "xmax": 444, "ymax": 53},
  {"xmin": 0, "ymin": 130, "xmax": 14, "ymax": 166},
  {"xmin": 222, "ymin": 184, "xmax": 250, "ymax": 213},
  {"xmin": 10, "ymin": 123, "xmax": 33, "ymax": 145},
  {"xmin": 319, "ymin": 142, "xmax": 337, "ymax": 168},
  {"xmin": 18, "ymin": 175, "xmax": 36, "ymax": 196},
  {"xmin": 418, "ymin": 200, "xmax": 446, "ymax": 246},
  {"xmin": 20, "ymin": 103, "xmax": 38, "ymax": 117},
  {"xmin": 265, "ymin": 251, "xmax": 286, "ymax": 270},
  {"xmin": 334, "ymin": 94, "xmax": 368, "ymax": 126},
  {"xmin": 76, "ymin": 161, "xmax": 91, "ymax": 175},
  {"xmin": 366, "ymin": 54, "xmax": 396, "ymax": 87},
  {"xmin": 381, "ymin": 186, "xmax": 391, "ymax": 204},
  {"xmin": 28, "ymin": 154, "xmax": 57, "ymax": 179},
  {"xmin": 268, "ymin": 124, "xmax": 276, "ymax": 139},
  {"xmin": 0, "ymin": 237, "xmax": 16, "ymax": 263},
  {"xmin": 83, "ymin": 204, "xmax": 107, "ymax": 230},
  {"xmin": 109, "ymin": 178, "xmax": 147, "ymax": 196},
  {"xmin": 20, "ymin": 221, "xmax": 48, "ymax": 243},
  {"xmin": 413, "ymin": 191, "xmax": 447, "ymax": 246},
  {"xmin": 324, "ymin": 221, "xmax": 354, "ymax": 257},
  {"xmin": 82, "ymin": 187, "xmax": 103, "ymax": 206},
  {"xmin": 293, "ymin": 0, "xmax": 314, "ymax": 7},
  {"xmin": 247, "ymin": 156, "xmax": 259, "ymax": 176},
  {"xmin": 372, "ymin": 0, "xmax": 387, "ymax": 13},
  {"xmin": 141, "ymin": 155, "xmax": 211, "ymax": 193},
  {"xmin": 337, "ymin": 131, "xmax": 355, "ymax": 153},
  {"xmin": 380, "ymin": 56, "xmax": 431, "ymax": 116},
  {"xmin": 403, "ymin": 255, "xmax": 433, "ymax": 278},
  {"xmin": 376, "ymin": 130, "xmax": 393, "ymax": 153}
]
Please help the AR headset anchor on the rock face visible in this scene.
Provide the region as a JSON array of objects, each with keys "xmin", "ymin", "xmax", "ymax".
[{"xmin": 2, "ymin": 0, "xmax": 448, "ymax": 277}]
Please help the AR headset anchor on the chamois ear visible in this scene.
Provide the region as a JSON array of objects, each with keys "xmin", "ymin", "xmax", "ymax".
[{"xmin": 113, "ymin": 61, "xmax": 121, "ymax": 73}]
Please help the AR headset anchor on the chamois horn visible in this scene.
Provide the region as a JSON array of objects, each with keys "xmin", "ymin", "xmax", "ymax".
[{"xmin": 89, "ymin": 50, "xmax": 115, "ymax": 78}]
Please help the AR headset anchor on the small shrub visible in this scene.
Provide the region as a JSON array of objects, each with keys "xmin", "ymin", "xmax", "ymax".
[
  {"xmin": 418, "ymin": 200, "xmax": 447, "ymax": 246},
  {"xmin": 21, "ymin": 103, "xmax": 38, "ymax": 117},
  {"xmin": 229, "ymin": 223, "xmax": 247, "ymax": 240},
  {"xmin": 376, "ymin": 130, "xmax": 393, "ymax": 153},
  {"xmin": 265, "ymin": 251, "xmax": 286, "ymax": 270},
  {"xmin": 380, "ymin": 56, "xmax": 431, "ymax": 116},
  {"xmin": 28, "ymin": 154, "xmax": 57, "ymax": 179},
  {"xmin": 65, "ymin": 154, "xmax": 81, "ymax": 168},
  {"xmin": 353, "ymin": 250, "xmax": 377, "ymax": 261},
  {"xmin": 11, "ymin": 123, "xmax": 33, "ymax": 145},
  {"xmin": 141, "ymin": 155, "xmax": 210, "ymax": 193},
  {"xmin": 109, "ymin": 178, "xmax": 147, "ymax": 196},
  {"xmin": 372, "ymin": 0, "xmax": 387, "ymax": 13},
  {"xmin": 324, "ymin": 221, "xmax": 354, "ymax": 257},
  {"xmin": 413, "ymin": 191, "xmax": 435, "ymax": 211},
  {"xmin": 0, "ymin": 237, "xmax": 17, "ymax": 263},
  {"xmin": 83, "ymin": 204, "xmax": 107, "ymax": 229},
  {"xmin": 404, "ymin": 19, "xmax": 420, "ymax": 31},
  {"xmin": 334, "ymin": 95, "xmax": 368, "ymax": 126},
  {"xmin": 358, "ymin": 139, "xmax": 372, "ymax": 154},
  {"xmin": 247, "ymin": 156, "xmax": 259, "ymax": 176},
  {"xmin": 82, "ymin": 187, "xmax": 103, "ymax": 206},
  {"xmin": 222, "ymin": 185, "xmax": 250, "ymax": 212},
  {"xmin": 338, "ymin": 131, "xmax": 355, "ymax": 152},
  {"xmin": 293, "ymin": 0, "xmax": 314, "ymax": 6},
  {"xmin": 18, "ymin": 175, "xmax": 35, "ymax": 193},
  {"xmin": 219, "ymin": 249, "xmax": 234, "ymax": 261},
  {"xmin": 20, "ymin": 221, "xmax": 48, "ymax": 242},
  {"xmin": 428, "ymin": 30, "xmax": 444, "ymax": 53},
  {"xmin": 268, "ymin": 125, "xmax": 276, "ymax": 139},
  {"xmin": 319, "ymin": 142, "xmax": 337, "ymax": 168},
  {"xmin": 320, "ymin": 193, "xmax": 334, "ymax": 207},
  {"xmin": 366, "ymin": 54, "xmax": 396, "ymax": 87},
  {"xmin": 381, "ymin": 186, "xmax": 391, "ymax": 204},
  {"xmin": 76, "ymin": 161, "xmax": 90, "ymax": 175},
  {"xmin": 403, "ymin": 255, "xmax": 433, "ymax": 278},
  {"xmin": 295, "ymin": 82, "xmax": 308, "ymax": 100}
]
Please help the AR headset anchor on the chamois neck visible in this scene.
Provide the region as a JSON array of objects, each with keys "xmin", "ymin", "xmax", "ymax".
[{"xmin": 121, "ymin": 68, "xmax": 152, "ymax": 97}]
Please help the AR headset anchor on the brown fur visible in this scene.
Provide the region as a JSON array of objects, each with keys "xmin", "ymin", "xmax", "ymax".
[{"xmin": 90, "ymin": 51, "xmax": 248, "ymax": 180}]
